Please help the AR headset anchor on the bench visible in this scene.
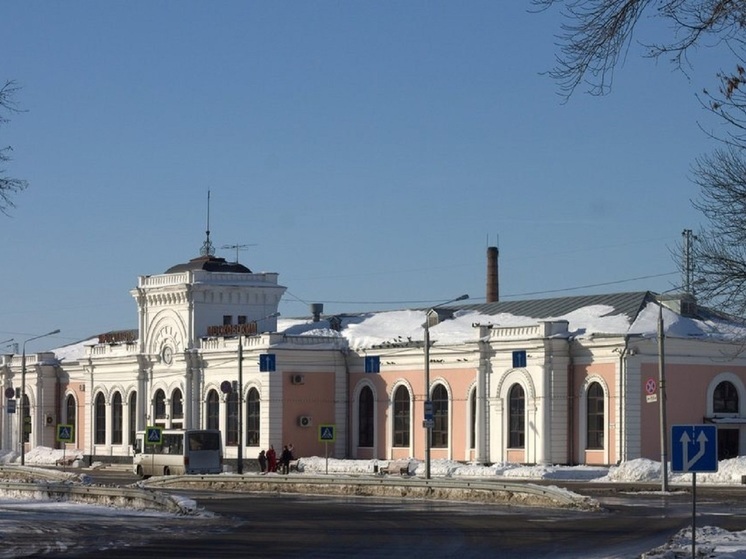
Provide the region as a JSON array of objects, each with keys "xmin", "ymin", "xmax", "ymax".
[{"xmin": 379, "ymin": 459, "xmax": 411, "ymax": 476}]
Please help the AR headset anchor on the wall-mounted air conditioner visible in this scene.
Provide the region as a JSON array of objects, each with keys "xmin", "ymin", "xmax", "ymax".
[
  {"xmin": 298, "ymin": 415, "xmax": 312, "ymax": 428},
  {"xmin": 291, "ymin": 374, "xmax": 305, "ymax": 385}
]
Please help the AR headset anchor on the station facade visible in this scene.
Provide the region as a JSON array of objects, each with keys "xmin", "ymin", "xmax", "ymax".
[{"xmin": 3, "ymin": 247, "xmax": 746, "ymax": 468}]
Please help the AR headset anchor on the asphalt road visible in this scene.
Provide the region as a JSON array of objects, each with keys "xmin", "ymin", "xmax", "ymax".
[{"xmin": 55, "ymin": 469, "xmax": 746, "ymax": 559}]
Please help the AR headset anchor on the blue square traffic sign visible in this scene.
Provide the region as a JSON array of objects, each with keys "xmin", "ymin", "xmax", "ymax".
[{"xmin": 671, "ymin": 424, "xmax": 718, "ymax": 473}]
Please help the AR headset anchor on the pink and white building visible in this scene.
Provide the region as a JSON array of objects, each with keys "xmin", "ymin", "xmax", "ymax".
[{"xmin": 2, "ymin": 246, "xmax": 746, "ymax": 469}]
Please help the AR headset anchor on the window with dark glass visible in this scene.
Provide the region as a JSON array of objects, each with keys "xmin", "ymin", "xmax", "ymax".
[
  {"xmin": 112, "ymin": 392, "xmax": 123, "ymax": 445},
  {"xmin": 358, "ymin": 386, "xmax": 374, "ymax": 447},
  {"xmin": 172, "ymin": 388, "xmax": 184, "ymax": 419},
  {"xmin": 714, "ymin": 381, "xmax": 739, "ymax": 414},
  {"xmin": 393, "ymin": 386, "xmax": 410, "ymax": 447},
  {"xmin": 470, "ymin": 388, "xmax": 477, "ymax": 449},
  {"xmin": 21, "ymin": 394, "xmax": 30, "ymax": 443},
  {"xmin": 129, "ymin": 391, "xmax": 137, "ymax": 445},
  {"xmin": 226, "ymin": 391, "xmax": 238, "ymax": 446},
  {"xmin": 508, "ymin": 384, "xmax": 525, "ymax": 449},
  {"xmin": 431, "ymin": 384, "xmax": 449, "ymax": 448},
  {"xmin": 206, "ymin": 390, "xmax": 219, "ymax": 430},
  {"xmin": 65, "ymin": 394, "xmax": 76, "ymax": 431},
  {"xmin": 154, "ymin": 389, "xmax": 166, "ymax": 421},
  {"xmin": 223, "ymin": 315, "xmax": 232, "ymax": 325},
  {"xmin": 586, "ymin": 382, "xmax": 604, "ymax": 449},
  {"xmin": 246, "ymin": 388, "xmax": 260, "ymax": 446},
  {"xmin": 94, "ymin": 392, "xmax": 106, "ymax": 445}
]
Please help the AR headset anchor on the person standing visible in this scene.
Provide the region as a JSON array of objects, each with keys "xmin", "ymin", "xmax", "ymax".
[
  {"xmin": 258, "ymin": 450, "xmax": 267, "ymax": 473},
  {"xmin": 266, "ymin": 445, "xmax": 277, "ymax": 473},
  {"xmin": 280, "ymin": 445, "xmax": 292, "ymax": 475}
]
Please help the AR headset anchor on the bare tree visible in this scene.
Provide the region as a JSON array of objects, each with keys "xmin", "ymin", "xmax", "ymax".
[
  {"xmin": 534, "ymin": 0, "xmax": 746, "ymax": 98},
  {"xmin": 537, "ymin": 0, "xmax": 746, "ymax": 315},
  {"xmin": 0, "ymin": 80, "xmax": 28, "ymax": 214}
]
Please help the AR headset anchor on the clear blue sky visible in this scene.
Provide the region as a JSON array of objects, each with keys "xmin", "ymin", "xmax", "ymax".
[{"xmin": 0, "ymin": 2, "xmax": 720, "ymax": 352}]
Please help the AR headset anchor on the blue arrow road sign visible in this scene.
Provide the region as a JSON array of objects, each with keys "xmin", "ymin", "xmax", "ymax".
[{"xmin": 671, "ymin": 424, "xmax": 718, "ymax": 473}]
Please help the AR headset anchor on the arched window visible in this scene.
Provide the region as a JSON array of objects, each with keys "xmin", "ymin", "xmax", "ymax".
[
  {"xmin": 358, "ymin": 386, "xmax": 374, "ymax": 447},
  {"xmin": 508, "ymin": 384, "xmax": 525, "ymax": 449},
  {"xmin": 431, "ymin": 384, "xmax": 449, "ymax": 448},
  {"xmin": 469, "ymin": 387, "xmax": 477, "ymax": 450},
  {"xmin": 128, "ymin": 392, "xmax": 137, "ymax": 445},
  {"xmin": 172, "ymin": 388, "xmax": 184, "ymax": 420},
  {"xmin": 226, "ymin": 391, "xmax": 238, "ymax": 446},
  {"xmin": 586, "ymin": 382, "xmax": 604, "ymax": 449},
  {"xmin": 21, "ymin": 394, "xmax": 30, "ymax": 443},
  {"xmin": 714, "ymin": 381, "xmax": 739, "ymax": 414},
  {"xmin": 154, "ymin": 389, "xmax": 166, "ymax": 421},
  {"xmin": 246, "ymin": 388, "xmax": 260, "ymax": 446},
  {"xmin": 393, "ymin": 386, "xmax": 410, "ymax": 447},
  {"xmin": 206, "ymin": 390, "xmax": 219, "ymax": 430},
  {"xmin": 94, "ymin": 392, "xmax": 106, "ymax": 445},
  {"xmin": 111, "ymin": 392, "xmax": 123, "ymax": 445},
  {"xmin": 65, "ymin": 394, "xmax": 76, "ymax": 432}
]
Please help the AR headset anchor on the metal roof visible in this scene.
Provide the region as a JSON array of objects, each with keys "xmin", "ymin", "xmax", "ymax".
[{"xmin": 457, "ymin": 291, "xmax": 653, "ymax": 322}]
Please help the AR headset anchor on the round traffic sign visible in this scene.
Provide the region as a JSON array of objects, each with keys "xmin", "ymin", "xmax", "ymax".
[
  {"xmin": 220, "ymin": 380, "xmax": 233, "ymax": 394},
  {"xmin": 645, "ymin": 378, "xmax": 657, "ymax": 395},
  {"xmin": 4, "ymin": 387, "xmax": 14, "ymax": 399}
]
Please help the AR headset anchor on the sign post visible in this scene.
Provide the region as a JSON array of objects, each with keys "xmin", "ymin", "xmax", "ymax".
[
  {"xmin": 318, "ymin": 424, "xmax": 336, "ymax": 475},
  {"xmin": 146, "ymin": 426, "xmax": 162, "ymax": 474},
  {"xmin": 56, "ymin": 424, "xmax": 74, "ymax": 470},
  {"xmin": 671, "ymin": 424, "xmax": 718, "ymax": 558}
]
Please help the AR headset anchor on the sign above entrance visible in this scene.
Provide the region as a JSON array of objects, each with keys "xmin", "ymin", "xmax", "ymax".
[{"xmin": 206, "ymin": 323, "xmax": 257, "ymax": 337}]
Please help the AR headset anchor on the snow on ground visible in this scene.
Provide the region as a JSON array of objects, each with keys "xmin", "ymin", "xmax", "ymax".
[{"xmin": 5, "ymin": 448, "xmax": 746, "ymax": 556}]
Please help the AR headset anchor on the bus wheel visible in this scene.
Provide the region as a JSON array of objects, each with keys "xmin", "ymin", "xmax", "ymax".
[
  {"xmin": 164, "ymin": 466, "xmax": 171, "ymax": 476},
  {"xmin": 136, "ymin": 465, "xmax": 147, "ymax": 479}
]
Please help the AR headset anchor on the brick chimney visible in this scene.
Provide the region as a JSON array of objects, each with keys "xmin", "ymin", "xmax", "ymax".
[{"xmin": 486, "ymin": 246, "xmax": 499, "ymax": 303}]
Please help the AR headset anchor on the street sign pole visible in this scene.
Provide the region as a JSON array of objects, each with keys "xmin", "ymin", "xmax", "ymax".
[
  {"xmin": 671, "ymin": 424, "xmax": 718, "ymax": 559},
  {"xmin": 686, "ymin": 461, "xmax": 699, "ymax": 558}
]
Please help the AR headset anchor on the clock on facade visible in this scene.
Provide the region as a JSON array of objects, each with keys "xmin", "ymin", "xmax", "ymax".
[{"xmin": 161, "ymin": 346, "xmax": 173, "ymax": 365}]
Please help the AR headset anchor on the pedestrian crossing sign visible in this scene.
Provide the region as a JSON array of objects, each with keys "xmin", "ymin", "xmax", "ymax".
[
  {"xmin": 318, "ymin": 424, "xmax": 335, "ymax": 442},
  {"xmin": 146, "ymin": 426, "xmax": 162, "ymax": 445},
  {"xmin": 56, "ymin": 424, "xmax": 74, "ymax": 443}
]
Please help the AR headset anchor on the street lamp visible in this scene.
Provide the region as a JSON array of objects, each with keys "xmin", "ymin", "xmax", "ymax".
[
  {"xmin": 655, "ymin": 286, "xmax": 698, "ymax": 492},
  {"xmin": 424, "ymin": 294, "xmax": 468, "ymax": 480},
  {"xmin": 657, "ymin": 299, "xmax": 668, "ymax": 492},
  {"xmin": 20, "ymin": 329, "xmax": 60, "ymax": 466},
  {"xmin": 237, "ymin": 312, "xmax": 280, "ymax": 474}
]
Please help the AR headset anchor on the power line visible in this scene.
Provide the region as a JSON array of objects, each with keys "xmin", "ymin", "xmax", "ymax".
[{"xmin": 282, "ymin": 271, "xmax": 679, "ymax": 306}]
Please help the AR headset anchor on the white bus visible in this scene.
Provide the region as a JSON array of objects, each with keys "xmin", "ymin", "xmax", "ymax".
[{"xmin": 132, "ymin": 429, "xmax": 223, "ymax": 478}]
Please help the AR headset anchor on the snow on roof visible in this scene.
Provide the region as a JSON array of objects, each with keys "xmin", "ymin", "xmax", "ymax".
[{"xmin": 49, "ymin": 296, "xmax": 746, "ymax": 363}]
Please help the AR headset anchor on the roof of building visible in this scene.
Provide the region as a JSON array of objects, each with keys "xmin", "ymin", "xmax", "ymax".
[
  {"xmin": 164, "ymin": 255, "xmax": 252, "ymax": 274},
  {"xmin": 460, "ymin": 291, "xmax": 653, "ymax": 322}
]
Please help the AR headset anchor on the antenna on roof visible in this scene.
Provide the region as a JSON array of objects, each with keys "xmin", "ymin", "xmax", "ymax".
[
  {"xmin": 221, "ymin": 243, "xmax": 257, "ymax": 264},
  {"xmin": 200, "ymin": 190, "xmax": 215, "ymax": 257}
]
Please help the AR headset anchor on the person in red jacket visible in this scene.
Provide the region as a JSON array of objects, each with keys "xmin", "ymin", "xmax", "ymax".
[{"xmin": 266, "ymin": 445, "xmax": 277, "ymax": 473}]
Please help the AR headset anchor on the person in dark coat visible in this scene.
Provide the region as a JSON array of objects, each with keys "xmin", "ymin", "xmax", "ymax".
[
  {"xmin": 258, "ymin": 450, "xmax": 267, "ymax": 473},
  {"xmin": 280, "ymin": 445, "xmax": 292, "ymax": 474},
  {"xmin": 266, "ymin": 445, "xmax": 277, "ymax": 473}
]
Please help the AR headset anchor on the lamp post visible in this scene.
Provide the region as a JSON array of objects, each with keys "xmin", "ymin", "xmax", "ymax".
[
  {"xmin": 20, "ymin": 329, "xmax": 60, "ymax": 466},
  {"xmin": 237, "ymin": 312, "xmax": 280, "ymax": 474},
  {"xmin": 424, "ymin": 294, "xmax": 468, "ymax": 480},
  {"xmin": 657, "ymin": 300, "xmax": 668, "ymax": 492}
]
